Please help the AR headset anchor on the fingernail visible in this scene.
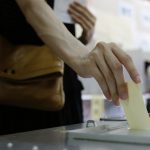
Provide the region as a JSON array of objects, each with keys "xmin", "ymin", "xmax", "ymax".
[
  {"xmin": 135, "ymin": 75, "xmax": 141, "ymax": 83},
  {"xmin": 105, "ymin": 92, "xmax": 111, "ymax": 100},
  {"xmin": 121, "ymin": 93, "xmax": 128, "ymax": 100},
  {"xmin": 114, "ymin": 101, "xmax": 120, "ymax": 106}
]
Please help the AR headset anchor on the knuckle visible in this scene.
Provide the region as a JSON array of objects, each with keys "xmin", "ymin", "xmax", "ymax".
[
  {"xmin": 91, "ymin": 50, "xmax": 97, "ymax": 58},
  {"xmin": 96, "ymin": 42, "xmax": 102, "ymax": 47},
  {"xmin": 96, "ymin": 42, "xmax": 106, "ymax": 51},
  {"xmin": 113, "ymin": 62, "xmax": 123, "ymax": 71}
]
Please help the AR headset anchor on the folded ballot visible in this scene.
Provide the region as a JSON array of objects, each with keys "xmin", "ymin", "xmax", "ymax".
[
  {"xmin": 121, "ymin": 80, "xmax": 150, "ymax": 130},
  {"xmin": 68, "ymin": 81, "xmax": 150, "ymax": 144}
]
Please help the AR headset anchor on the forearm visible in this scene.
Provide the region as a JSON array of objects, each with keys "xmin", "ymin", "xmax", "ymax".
[{"xmin": 16, "ymin": 0, "xmax": 87, "ymax": 69}]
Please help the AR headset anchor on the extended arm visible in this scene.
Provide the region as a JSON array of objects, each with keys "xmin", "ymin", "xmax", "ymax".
[
  {"xmin": 16, "ymin": 0, "xmax": 87, "ymax": 70},
  {"xmin": 16, "ymin": 0, "xmax": 141, "ymax": 105}
]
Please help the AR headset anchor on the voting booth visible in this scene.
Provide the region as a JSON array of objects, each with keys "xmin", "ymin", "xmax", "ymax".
[
  {"xmin": 68, "ymin": 81, "xmax": 150, "ymax": 144},
  {"xmin": 1, "ymin": 0, "xmax": 150, "ymax": 149}
]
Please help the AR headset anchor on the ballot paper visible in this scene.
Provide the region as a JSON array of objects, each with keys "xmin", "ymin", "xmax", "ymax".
[
  {"xmin": 54, "ymin": 0, "xmax": 86, "ymax": 23},
  {"xmin": 121, "ymin": 81, "xmax": 150, "ymax": 130},
  {"xmin": 68, "ymin": 81, "xmax": 150, "ymax": 144}
]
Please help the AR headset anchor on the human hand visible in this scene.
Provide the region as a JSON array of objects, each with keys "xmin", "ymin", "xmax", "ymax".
[
  {"xmin": 73, "ymin": 42, "xmax": 141, "ymax": 105},
  {"xmin": 68, "ymin": 1, "xmax": 96, "ymax": 44}
]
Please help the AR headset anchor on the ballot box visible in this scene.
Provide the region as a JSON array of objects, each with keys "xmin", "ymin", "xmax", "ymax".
[{"xmin": 68, "ymin": 121, "xmax": 150, "ymax": 145}]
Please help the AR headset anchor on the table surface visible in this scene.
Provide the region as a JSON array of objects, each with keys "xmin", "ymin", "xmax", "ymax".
[{"xmin": 0, "ymin": 121, "xmax": 150, "ymax": 150}]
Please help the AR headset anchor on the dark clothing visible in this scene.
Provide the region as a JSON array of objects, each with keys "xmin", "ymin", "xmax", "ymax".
[{"xmin": 0, "ymin": 0, "xmax": 83, "ymax": 135}]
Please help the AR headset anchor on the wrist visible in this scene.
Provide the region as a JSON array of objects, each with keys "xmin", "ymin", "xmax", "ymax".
[{"xmin": 64, "ymin": 41, "xmax": 88, "ymax": 73}]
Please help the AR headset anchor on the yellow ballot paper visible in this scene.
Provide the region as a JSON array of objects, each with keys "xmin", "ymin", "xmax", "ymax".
[{"xmin": 121, "ymin": 81, "xmax": 150, "ymax": 130}]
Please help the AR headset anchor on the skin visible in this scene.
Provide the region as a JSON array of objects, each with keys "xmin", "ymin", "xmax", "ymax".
[
  {"xmin": 68, "ymin": 1, "xmax": 96, "ymax": 45},
  {"xmin": 15, "ymin": 0, "xmax": 141, "ymax": 105}
]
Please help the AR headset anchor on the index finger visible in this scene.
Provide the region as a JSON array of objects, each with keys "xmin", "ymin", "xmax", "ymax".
[{"xmin": 110, "ymin": 43, "xmax": 141, "ymax": 83}]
